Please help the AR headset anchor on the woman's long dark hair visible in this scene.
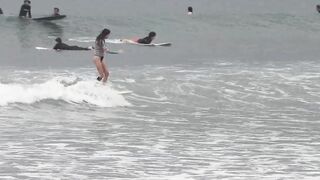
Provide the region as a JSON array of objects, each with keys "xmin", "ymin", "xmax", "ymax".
[{"xmin": 96, "ymin": 28, "xmax": 110, "ymax": 46}]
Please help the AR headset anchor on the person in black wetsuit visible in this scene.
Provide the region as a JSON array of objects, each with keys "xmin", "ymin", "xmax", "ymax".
[
  {"xmin": 0, "ymin": 8, "xmax": 3, "ymax": 15},
  {"xmin": 19, "ymin": 0, "xmax": 31, "ymax": 18},
  {"xmin": 53, "ymin": 38, "xmax": 91, "ymax": 50},
  {"xmin": 136, "ymin": 32, "xmax": 156, "ymax": 44}
]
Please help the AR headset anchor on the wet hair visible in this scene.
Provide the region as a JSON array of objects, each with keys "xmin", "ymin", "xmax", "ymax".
[
  {"xmin": 188, "ymin": 6, "xmax": 193, "ymax": 13},
  {"xmin": 24, "ymin": 0, "xmax": 31, "ymax": 4},
  {"xmin": 54, "ymin": 7, "xmax": 59, "ymax": 11},
  {"xmin": 96, "ymin": 28, "xmax": 110, "ymax": 45},
  {"xmin": 148, "ymin": 32, "xmax": 156, "ymax": 38},
  {"xmin": 55, "ymin": 37, "xmax": 62, "ymax": 43},
  {"xmin": 0, "ymin": 8, "xmax": 3, "ymax": 15}
]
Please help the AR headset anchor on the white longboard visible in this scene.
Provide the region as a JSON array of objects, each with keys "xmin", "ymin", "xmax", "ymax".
[
  {"xmin": 135, "ymin": 42, "xmax": 172, "ymax": 47},
  {"xmin": 35, "ymin": 47, "xmax": 122, "ymax": 54},
  {"xmin": 68, "ymin": 38, "xmax": 171, "ymax": 46},
  {"xmin": 121, "ymin": 39, "xmax": 172, "ymax": 47},
  {"xmin": 36, "ymin": 47, "xmax": 51, "ymax": 50}
]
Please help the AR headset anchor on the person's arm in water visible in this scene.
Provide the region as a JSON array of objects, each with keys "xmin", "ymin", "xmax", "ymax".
[
  {"xmin": 28, "ymin": 5, "xmax": 31, "ymax": 18},
  {"xmin": 19, "ymin": 4, "xmax": 31, "ymax": 18},
  {"xmin": 53, "ymin": 43, "xmax": 71, "ymax": 50},
  {"xmin": 53, "ymin": 44, "xmax": 59, "ymax": 50}
]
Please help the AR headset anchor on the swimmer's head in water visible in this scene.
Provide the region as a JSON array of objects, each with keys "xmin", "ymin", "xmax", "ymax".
[
  {"xmin": 317, "ymin": 5, "xmax": 320, "ymax": 13},
  {"xmin": 188, "ymin": 6, "xmax": 193, "ymax": 13},
  {"xmin": 149, "ymin": 32, "xmax": 156, "ymax": 38},
  {"xmin": 55, "ymin": 37, "xmax": 62, "ymax": 43}
]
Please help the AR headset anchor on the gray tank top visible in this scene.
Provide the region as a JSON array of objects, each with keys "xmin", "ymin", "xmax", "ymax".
[{"xmin": 94, "ymin": 39, "xmax": 105, "ymax": 57}]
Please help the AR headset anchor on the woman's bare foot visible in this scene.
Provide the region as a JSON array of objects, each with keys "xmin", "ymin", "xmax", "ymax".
[{"xmin": 102, "ymin": 75, "xmax": 107, "ymax": 83}]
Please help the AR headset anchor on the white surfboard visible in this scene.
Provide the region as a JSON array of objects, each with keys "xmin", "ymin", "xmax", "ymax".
[
  {"xmin": 106, "ymin": 39, "xmax": 125, "ymax": 44},
  {"xmin": 137, "ymin": 42, "xmax": 172, "ymax": 47},
  {"xmin": 107, "ymin": 49, "xmax": 124, "ymax": 54},
  {"xmin": 35, "ymin": 47, "xmax": 51, "ymax": 50},
  {"xmin": 68, "ymin": 38, "xmax": 171, "ymax": 46},
  {"xmin": 68, "ymin": 38, "xmax": 124, "ymax": 44},
  {"xmin": 122, "ymin": 39, "xmax": 171, "ymax": 47},
  {"xmin": 36, "ymin": 46, "xmax": 122, "ymax": 54}
]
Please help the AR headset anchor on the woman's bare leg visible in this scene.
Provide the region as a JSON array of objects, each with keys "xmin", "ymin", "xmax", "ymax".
[
  {"xmin": 101, "ymin": 61, "xmax": 109, "ymax": 82},
  {"xmin": 93, "ymin": 56, "xmax": 105, "ymax": 80}
]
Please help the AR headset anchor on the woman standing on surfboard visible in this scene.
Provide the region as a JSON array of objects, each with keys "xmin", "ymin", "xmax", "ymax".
[{"xmin": 93, "ymin": 28, "xmax": 110, "ymax": 82}]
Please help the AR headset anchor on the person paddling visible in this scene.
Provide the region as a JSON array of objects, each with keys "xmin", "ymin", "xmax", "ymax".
[
  {"xmin": 122, "ymin": 31, "xmax": 156, "ymax": 45},
  {"xmin": 136, "ymin": 32, "xmax": 156, "ymax": 44},
  {"xmin": 53, "ymin": 38, "xmax": 91, "ymax": 50}
]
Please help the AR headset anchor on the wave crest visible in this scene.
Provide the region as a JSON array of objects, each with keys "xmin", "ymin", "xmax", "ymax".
[{"xmin": 0, "ymin": 77, "xmax": 131, "ymax": 107}]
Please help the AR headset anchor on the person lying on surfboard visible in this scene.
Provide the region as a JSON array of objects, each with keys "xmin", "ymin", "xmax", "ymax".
[
  {"xmin": 53, "ymin": 37, "xmax": 92, "ymax": 50},
  {"xmin": 19, "ymin": 0, "xmax": 31, "ymax": 18},
  {"xmin": 136, "ymin": 32, "xmax": 156, "ymax": 44},
  {"xmin": 122, "ymin": 32, "xmax": 156, "ymax": 44}
]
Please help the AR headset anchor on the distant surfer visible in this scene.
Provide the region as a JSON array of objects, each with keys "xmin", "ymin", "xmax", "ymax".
[
  {"xmin": 53, "ymin": 37, "xmax": 91, "ymax": 50},
  {"xmin": 188, "ymin": 6, "xmax": 193, "ymax": 15},
  {"xmin": 0, "ymin": 8, "xmax": 3, "ymax": 15},
  {"xmin": 122, "ymin": 32, "xmax": 156, "ymax": 44},
  {"xmin": 93, "ymin": 29, "xmax": 111, "ymax": 82},
  {"xmin": 19, "ymin": 0, "xmax": 32, "ymax": 18},
  {"xmin": 53, "ymin": 7, "xmax": 60, "ymax": 16},
  {"xmin": 317, "ymin": 5, "xmax": 320, "ymax": 13},
  {"xmin": 32, "ymin": 8, "xmax": 66, "ymax": 21}
]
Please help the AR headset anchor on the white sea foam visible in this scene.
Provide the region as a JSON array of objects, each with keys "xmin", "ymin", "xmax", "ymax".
[
  {"xmin": 146, "ymin": 76, "xmax": 166, "ymax": 81},
  {"xmin": 0, "ymin": 77, "xmax": 131, "ymax": 107},
  {"xmin": 113, "ymin": 78, "xmax": 136, "ymax": 83},
  {"xmin": 149, "ymin": 174, "xmax": 194, "ymax": 180}
]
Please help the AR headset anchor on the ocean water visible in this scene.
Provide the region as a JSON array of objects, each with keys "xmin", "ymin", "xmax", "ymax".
[{"xmin": 1, "ymin": 0, "xmax": 320, "ymax": 179}]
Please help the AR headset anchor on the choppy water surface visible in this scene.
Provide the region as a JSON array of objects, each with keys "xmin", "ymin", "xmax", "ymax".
[{"xmin": 0, "ymin": 62, "xmax": 320, "ymax": 179}]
